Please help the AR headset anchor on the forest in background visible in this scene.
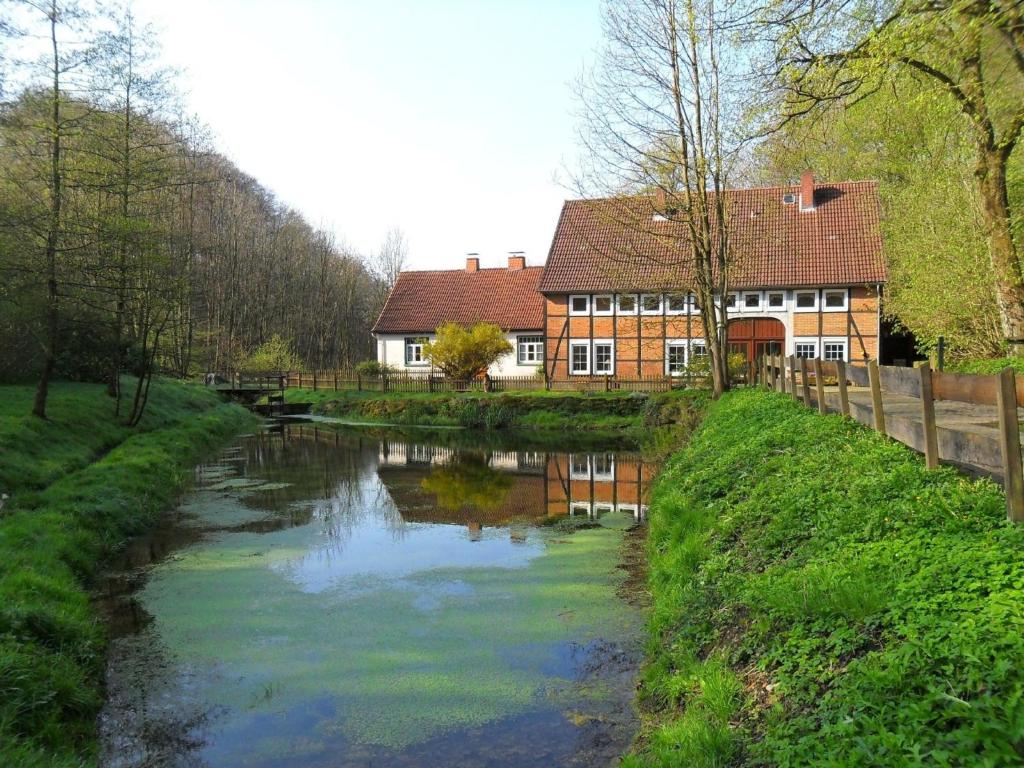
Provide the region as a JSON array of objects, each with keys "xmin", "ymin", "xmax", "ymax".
[{"xmin": 0, "ymin": 2, "xmax": 403, "ymax": 421}]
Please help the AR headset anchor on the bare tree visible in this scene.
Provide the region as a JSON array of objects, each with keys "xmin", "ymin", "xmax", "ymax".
[
  {"xmin": 369, "ymin": 225, "xmax": 407, "ymax": 307},
  {"xmin": 575, "ymin": 0, "xmax": 752, "ymax": 396}
]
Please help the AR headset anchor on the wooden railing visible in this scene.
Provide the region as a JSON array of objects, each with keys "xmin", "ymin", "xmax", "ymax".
[
  {"xmin": 761, "ymin": 354, "xmax": 1024, "ymax": 522},
  {"xmin": 278, "ymin": 370, "xmax": 682, "ymax": 394}
]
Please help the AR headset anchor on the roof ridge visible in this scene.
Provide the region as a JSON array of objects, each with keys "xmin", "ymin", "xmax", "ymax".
[{"xmin": 562, "ymin": 179, "xmax": 879, "ymax": 204}]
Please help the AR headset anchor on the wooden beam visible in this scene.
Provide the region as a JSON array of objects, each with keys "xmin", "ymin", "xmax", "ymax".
[
  {"xmin": 918, "ymin": 362, "xmax": 939, "ymax": 469},
  {"xmin": 835, "ymin": 360, "xmax": 850, "ymax": 417},
  {"xmin": 996, "ymin": 367, "xmax": 1024, "ymax": 523},
  {"xmin": 813, "ymin": 358, "xmax": 827, "ymax": 415},
  {"xmin": 868, "ymin": 360, "xmax": 886, "ymax": 434}
]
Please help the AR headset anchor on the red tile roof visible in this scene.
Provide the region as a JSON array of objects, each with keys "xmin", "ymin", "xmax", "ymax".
[
  {"xmin": 373, "ymin": 265, "xmax": 545, "ymax": 334},
  {"xmin": 537, "ymin": 180, "xmax": 886, "ymax": 293}
]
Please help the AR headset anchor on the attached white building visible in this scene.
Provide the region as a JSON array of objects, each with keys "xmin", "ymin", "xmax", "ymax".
[{"xmin": 372, "ymin": 254, "xmax": 545, "ymax": 377}]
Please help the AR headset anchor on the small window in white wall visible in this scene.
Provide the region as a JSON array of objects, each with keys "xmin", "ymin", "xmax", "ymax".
[
  {"xmin": 666, "ymin": 342, "xmax": 687, "ymax": 375},
  {"xmin": 616, "ymin": 294, "xmax": 638, "ymax": 314},
  {"xmin": 822, "ymin": 289, "xmax": 849, "ymax": 312},
  {"xmin": 690, "ymin": 339, "xmax": 708, "ymax": 358},
  {"xmin": 405, "ymin": 337, "xmax": 428, "ymax": 365},
  {"xmin": 794, "ymin": 340, "xmax": 817, "ymax": 358},
  {"xmin": 794, "ymin": 290, "xmax": 819, "ymax": 312},
  {"xmin": 689, "ymin": 294, "xmax": 702, "ymax": 313},
  {"xmin": 666, "ymin": 294, "xmax": 688, "ymax": 314},
  {"xmin": 593, "ymin": 295, "xmax": 614, "ymax": 315},
  {"xmin": 570, "ymin": 341, "xmax": 590, "ymax": 374},
  {"xmin": 743, "ymin": 291, "xmax": 763, "ymax": 311},
  {"xmin": 822, "ymin": 339, "xmax": 847, "ymax": 361},
  {"xmin": 517, "ymin": 335, "xmax": 544, "ymax": 365},
  {"xmin": 569, "ymin": 295, "xmax": 590, "ymax": 315},
  {"xmin": 724, "ymin": 293, "xmax": 738, "ymax": 310},
  {"xmin": 641, "ymin": 294, "xmax": 663, "ymax": 315},
  {"xmin": 767, "ymin": 291, "xmax": 786, "ymax": 310},
  {"xmin": 593, "ymin": 340, "xmax": 614, "ymax": 374}
]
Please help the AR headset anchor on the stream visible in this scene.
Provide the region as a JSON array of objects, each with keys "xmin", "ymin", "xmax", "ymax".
[{"xmin": 97, "ymin": 420, "xmax": 657, "ymax": 767}]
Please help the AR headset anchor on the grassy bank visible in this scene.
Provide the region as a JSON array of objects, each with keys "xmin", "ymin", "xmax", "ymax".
[
  {"xmin": 280, "ymin": 387, "xmax": 705, "ymax": 434},
  {"xmin": 632, "ymin": 388, "xmax": 1024, "ymax": 766},
  {"xmin": 0, "ymin": 380, "xmax": 256, "ymax": 767}
]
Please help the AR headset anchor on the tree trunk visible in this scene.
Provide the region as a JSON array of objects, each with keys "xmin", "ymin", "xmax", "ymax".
[
  {"xmin": 33, "ymin": 3, "xmax": 62, "ymax": 420},
  {"xmin": 977, "ymin": 148, "xmax": 1024, "ymax": 356}
]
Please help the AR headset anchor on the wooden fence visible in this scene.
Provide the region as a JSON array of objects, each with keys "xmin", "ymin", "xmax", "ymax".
[
  {"xmin": 761, "ymin": 354, "xmax": 1024, "ymax": 523},
  {"xmin": 280, "ymin": 370, "xmax": 682, "ymax": 393}
]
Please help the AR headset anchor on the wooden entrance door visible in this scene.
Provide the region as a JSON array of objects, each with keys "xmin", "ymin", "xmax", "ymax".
[{"xmin": 727, "ymin": 318, "xmax": 786, "ymax": 365}]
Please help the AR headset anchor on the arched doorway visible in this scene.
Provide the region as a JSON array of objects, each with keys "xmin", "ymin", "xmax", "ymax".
[{"xmin": 727, "ymin": 318, "xmax": 785, "ymax": 364}]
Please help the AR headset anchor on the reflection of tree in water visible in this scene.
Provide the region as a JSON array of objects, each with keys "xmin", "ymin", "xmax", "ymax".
[{"xmin": 419, "ymin": 453, "xmax": 514, "ymax": 513}]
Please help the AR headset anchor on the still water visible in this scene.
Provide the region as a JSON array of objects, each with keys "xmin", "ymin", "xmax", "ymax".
[{"xmin": 98, "ymin": 420, "xmax": 657, "ymax": 767}]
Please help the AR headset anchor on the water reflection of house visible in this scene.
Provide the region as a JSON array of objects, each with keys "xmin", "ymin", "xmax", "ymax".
[
  {"xmin": 376, "ymin": 442, "xmax": 654, "ymax": 539},
  {"xmin": 546, "ymin": 452, "xmax": 654, "ymax": 521}
]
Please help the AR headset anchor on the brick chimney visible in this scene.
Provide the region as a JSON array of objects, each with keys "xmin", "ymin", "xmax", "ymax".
[
  {"xmin": 466, "ymin": 254, "xmax": 479, "ymax": 272},
  {"xmin": 507, "ymin": 252, "xmax": 525, "ymax": 270},
  {"xmin": 800, "ymin": 170, "xmax": 816, "ymax": 212}
]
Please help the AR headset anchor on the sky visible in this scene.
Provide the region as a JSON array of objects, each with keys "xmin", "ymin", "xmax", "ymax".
[{"xmin": 128, "ymin": 0, "xmax": 605, "ymax": 271}]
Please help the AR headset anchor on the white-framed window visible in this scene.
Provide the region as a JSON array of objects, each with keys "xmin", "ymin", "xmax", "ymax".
[
  {"xmin": 724, "ymin": 292, "xmax": 738, "ymax": 311},
  {"xmin": 569, "ymin": 295, "xmax": 590, "ymax": 316},
  {"xmin": 569, "ymin": 501, "xmax": 590, "ymax": 516},
  {"xmin": 405, "ymin": 336, "xmax": 429, "ymax": 366},
  {"xmin": 570, "ymin": 454, "xmax": 590, "ymax": 479},
  {"xmin": 617, "ymin": 503, "xmax": 638, "ymax": 517},
  {"xmin": 640, "ymin": 293, "xmax": 663, "ymax": 315},
  {"xmin": 689, "ymin": 339, "xmax": 708, "ymax": 358},
  {"xmin": 569, "ymin": 341, "xmax": 590, "ymax": 374},
  {"xmin": 742, "ymin": 291, "xmax": 763, "ymax": 312},
  {"xmin": 616, "ymin": 294, "xmax": 638, "ymax": 315},
  {"xmin": 794, "ymin": 290, "xmax": 819, "ymax": 312},
  {"xmin": 766, "ymin": 291, "xmax": 786, "ymax": 310},
  {"xmin": 517, "ymin": 335, "xmax": 544, "ymax": 365},
  {"xmin": 822, "ymin": 288, "xmax": 849, "ymax": 312},
  {"xmin": 689, "ymin": 293, "xmax": 702, "ymax": 314},
  {"xmin": 592, "ymin": 503, "xmax": 614, "ymax": 517},
  {"xmin": 593, "ymin": 339, "xmax": 614, "ymax": 374},
  {"xmin": 794, "ymin": 338, "xmax": 817, "ymax": 358},
  {"xmin": 822, "ymin": 338, "xmax": 848, "ymax": 361},
  {"xmin": 592, "ymin": 453, "xmax": 615, "ymax": 481},
  {"xmin": 593, "ymin": 294, "xmax": 614, "ymax": 315},
  {"xmin": 666, "ymin": 341, "xmax": 687, "ymax": 375},
  {"xmin": 666, "ymin": 293, "xmax": 688, "ymax": 315}
]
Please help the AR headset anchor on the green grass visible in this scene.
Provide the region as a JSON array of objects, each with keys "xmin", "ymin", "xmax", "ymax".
[
  {"xmin": 279, "ymin": 387, "xmax": 706, "ymax": 434},
  {"xmin": 634, "ymin": 388, "xmax": 1024, "ymax": 766},
  {"xmin": 946, "ymin": 357, "xmax": 1024, "ymax": 376},
  {"xmin": 0, "ymin": 379, "xmax": 256, "ymax": 767}
]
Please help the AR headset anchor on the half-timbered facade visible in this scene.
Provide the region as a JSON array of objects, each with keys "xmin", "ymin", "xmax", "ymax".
[{"xmin": 537, "ymin": 173, "xmax": 887, "ymax": 379}]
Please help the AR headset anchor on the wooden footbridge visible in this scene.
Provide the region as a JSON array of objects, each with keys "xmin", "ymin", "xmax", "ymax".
[{"xmin": 208, "ymin": 373, "xmax": 309, "ymax": 416}]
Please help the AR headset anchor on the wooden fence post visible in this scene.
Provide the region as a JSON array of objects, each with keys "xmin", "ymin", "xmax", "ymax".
[
  {"xmin": 918, "ymin": 362, "xmax": 939, "ymax": 469},
  {"xmin": 383, "ymin": 373, "xmax": 389, "ymax": 393},
  {"xmin": 788, "ymin": 355, "xmax": 799, "ymax": 401},
  {"xmin": 868, "ymin": 360, "xmax": 886, "ymax": 434},
  {"xmin": 313, "ymin": 371, "xmax": 318, "ymax": 391},
  {"xmin": 996, "ymin": 367, "xmax": 1024, "ymax": 522},
  {"xmin": 799, "ymin": 356, "xmax": 811, "ymax": 406},
  {"xmin": 835, "ymin": 360, "xmax": 850, "ymax": 417},
  {"xmin": 813, "ymin": 358, "xmax": 827, "ymax": 414},
  {"xmin": 357, "ymin": 373, "xmax": 362, "ymax": 391},
  {"xmin": 776, "ymin": 356, "xmax": 785, "ymax": 394},
  {"xmin": 333, "ymin": 371, "xmax": 338, "ymax": 391}
]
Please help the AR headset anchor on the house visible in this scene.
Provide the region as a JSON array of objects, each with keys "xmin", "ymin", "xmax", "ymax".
[
  {"xmin": 539, "ymin": 172, "xmax": 887, "ymax": 379},
  {"xmin": 374, "ymin": 172, "xmax": 888, "ymax": 380},
  {"xmin": 371, "ymin": 254, "xmax": 545, "ymax": 376}
]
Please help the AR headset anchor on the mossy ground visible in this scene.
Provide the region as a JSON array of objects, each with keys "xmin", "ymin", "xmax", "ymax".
[
  {"xmin": 0, "ymin": 379, "xmax": 256, "ymax": 767},
  {"xmin": 631, "ymin": 388, "xmax": 1024, "ymax": 767}
]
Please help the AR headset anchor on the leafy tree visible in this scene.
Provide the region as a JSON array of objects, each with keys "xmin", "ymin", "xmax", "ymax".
[
  {"xmin": 755, "ymin": 75, "xmax": 1012, "ymax": 357},
  {"xmin": 423, "ymin": 322, "xmax": 512, "ymax": 381},
  {"xmin": 240, "ymin": 334, "xmax": 301, "ymax": 373},
  {"xmin": 769, "ymin": 0, "xmax": 1024, "ymax": 354}
]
